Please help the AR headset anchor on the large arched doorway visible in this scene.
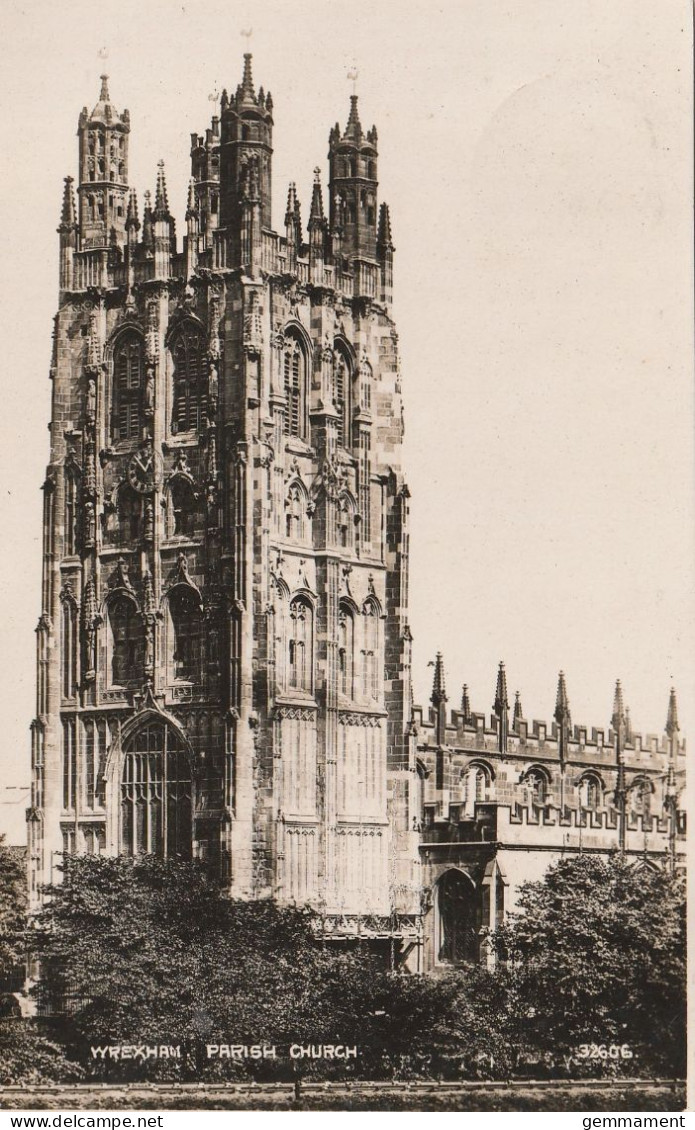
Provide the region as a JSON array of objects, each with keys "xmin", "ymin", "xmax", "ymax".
[
  {"xmin": 436, "ymin": 869, "xmax": 479, "ymax": 964},
  {"xmin": 120, "ymin": 721, "xmax": 192, "ymax": 859}
]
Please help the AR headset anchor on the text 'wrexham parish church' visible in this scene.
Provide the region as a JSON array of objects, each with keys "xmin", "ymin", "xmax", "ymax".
[{"xmin": 29, "ymin": 58, "xmax": 685, "ymax": 973}]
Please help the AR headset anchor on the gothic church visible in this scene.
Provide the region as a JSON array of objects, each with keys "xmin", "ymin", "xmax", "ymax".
[{"xmin": 29, "ymin": 58, "xmax": 684, "ymax": 972}]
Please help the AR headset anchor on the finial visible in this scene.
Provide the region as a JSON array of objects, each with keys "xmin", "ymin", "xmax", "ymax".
[
  {"xmin": 154, "ymin": 160, "xmax": 169, "ymax": 218},
  {"xmin": 186, "ymin": 178, "xmax": 197, "ymax": 219},
  {"xmin": 240, "ymin": 52, "xmax": 255, "ymax": 99},
  {"xmin": 59, "ymin": 176, "xmax": 77, "ymax": 230},
  {"xmin": 99, "ymin": 74, "xmax": 110, "ymax": 101},
  {"xmin": 285, "ymin": 182, "xmax": 297, "ymax": 227},
  {"xmin": 126, "ymin": 187, "xmax": 139, "ymax": 230},
  {"xmin": 308, "ymin": 169, "xmax": 325, "ymax": 231},
  {"xmin": 344, "ymin": 94, "xmax": 363, "ymax": 143},
  {"xmin": 513, "ymin": 690, "xmax": 524, "ymax": 728},
  {"xmin": 377, "ymin": 202, "xmax": 393, "ymax": 248},
  {"xmin": 611, "ymin": 678, "xmax": 626, "ymax": 732},
  {"xmin": 314, "ymin": 166, "xmax": 321, "ymax": 184},
  {"xmin": 494, "ymin": 661, "xmax": 509, "ymax": 715},
  {"xmin": 429, "ymin": 652, "xmax": 447, "ymax": 706},
  {"xmin": 554, "ymin": 670, "xmax": 571, "ymax": 726},
  {"xmin": 461, "ymin": 683, "xmax": 471, "ymax": 723},
  {"xmin": 347, "ymin": 66, "xmax": 359, "ymax": 96},
  {"xmin": 666, "ymin": 686, "xmax": 679, "ymax": 737}
]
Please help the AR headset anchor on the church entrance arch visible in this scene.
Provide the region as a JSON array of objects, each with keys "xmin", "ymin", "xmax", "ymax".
[
  {"xmin": 120, "ymin": 720, "xmax": 192, "ymax": 859},
  {"xmin": 435, "ymin": 868, "xmax": 479, "ymax": 964}
]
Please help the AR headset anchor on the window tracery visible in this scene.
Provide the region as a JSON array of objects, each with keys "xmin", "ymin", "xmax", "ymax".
[
  {"xmin": 171, "ymin": 324, "xmax": 207, "ymax": 433},
  {"xmin": 112, "ymin": 333, "xmax": 144, "ymax": 440}
]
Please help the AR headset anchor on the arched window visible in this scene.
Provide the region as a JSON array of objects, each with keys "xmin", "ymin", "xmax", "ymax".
[
  {"xmin": 359, "ymin": 357, "xmax": 373, "ymax": 412},
  {"xmin": 168, "ymin": 479, "xmax": 196, "ymax": 538},
  {"xmin": 338, "ymin": 603, "xmax": 355, "ymax": 699},
  {"xmin": 61, "ymin": 596, "xmax": 78, "ymax": 699},
  {"xmin": 437, "ymin": 870, "xmax": 478, "ymax": 964},
  {"xmin": 112, "ymin": 333, "xmax": 144, "ymax": 440},
  {"xmin": 337, "ymin": 494, "xmax": 354, "ymax": 550},
  {"xmin": 362, "ymin": 599, "xmax": 380, "ymax": 701},
  {"xmin": 108, "ymin": 597, "xmax": 144, "ymax": 687},
  {"xmin": 524, "ymin": 768, "xmax": 548, "ymax": 807},
  {"xmin": 168, "ymin": 588, "xmax": 202, "ymax": 683},
  {"xmin": 463, "ymin": 763, "xmax": 490, "ymax": 817},
  {"xmin": 630, "ymin": 778, "xmax": 652, "ymax": 819},
  {"xmin": 172, "ymin": 324, "xmax": 207, "ymax": 433},
  {"xmin": 115, "ymin": 486, "xmax": 141, "ymax": 544},
  {"xmin": 288, "ymin": 596, "xmax": 313, "ymax": 693},
  {"xmin": 121, "ymin": 721, "xmax": 192, "ymax": 859},
  {"xmin": 579, "ymin": 774, "xmax": 601, "ymax": 810},
  {"xmin": 64, "ymin": 467, "xmax": 79, "ymax": 556},
  {"xmin": 283, "ymin": 333, "xmax": 307, "ymax": 440},
  {"xmin": 333, "ymin": 349, "xmax": 351, "ymax": 447}
]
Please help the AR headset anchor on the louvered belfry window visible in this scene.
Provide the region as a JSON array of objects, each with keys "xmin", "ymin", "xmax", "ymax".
[
  {"xmin": 113, "ymin": 333, "xmax": 143, "ymax": 440},
  {"xmin": 172, "ymin": 325, "xmax": 207, "ymax": 433},
  {"xmin": 120, "ymin": 722, "xmax": 192, "ymax": 859},
  {"xmin": 283, "ymin": 336, "xmax": 305, "ymax": 439}
]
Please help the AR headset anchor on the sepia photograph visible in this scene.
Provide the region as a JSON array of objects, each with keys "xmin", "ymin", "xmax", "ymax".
[{"xmin": 0, "ymin": 0, "xmax": 690, "ymax": 1117}]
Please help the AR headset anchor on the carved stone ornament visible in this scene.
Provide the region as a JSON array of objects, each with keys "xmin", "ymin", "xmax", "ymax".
[{"xmin": 109, "ymin": 556, "xmax": 136, "ymax": 594}]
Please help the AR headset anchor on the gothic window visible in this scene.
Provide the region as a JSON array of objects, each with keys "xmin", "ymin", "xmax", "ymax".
[
  {"xmin": 630, "ymin": 778, "xmax": 652, "ymax": 819},
  {"xmin": 62, "ymin": 717, "xmax": 76, "ymax": 811},
  {"xmin": 362, "ymin": 599, "xmax": 380, "ymax": 701},
  {"xmin": 337, "ymin": 494, "xmax": 355, "ymax": 550},
  {"xmin": 61, "ymin": 597, "xmax": 78, "ymax": 700},
  {"xmin": 463, "ymin": 763, "xmax": 491, "ymax": 816},
  {"xmin": 171, "ymin": 324, "xmax": 208, "ymax": 433},
  {"xmin": 283, "ymin": 334, "xmax": 307, "ymax": 440},
  {"xmin": 115, "ymin": 485, "xmax": 141, "ymax": 543},
  {"xmin": 437, "ymin": 869, "xmax": 478, "ymax": 965},
  {"xmin": 288, "ymin": 596, "xmax": 313, "ymax": 694},
  {"xmin": 359, "ymin": 358, "xmax": 373, "ymax": 412},
  {"xmin": 333, "ymin": 349, "xmax": 351, "ymax": 447},
  {"xmin": 579, "ymin": 774, "xmax": 601, "ymax": 810},
  {"xmin": 112, "ymin": 333, "xmax": 144, "ymax": 440},
  {"xmin": 169, "ymin": 478, "xmax": 196, "ymax": 538},
  {"xmin": 64, "ymin": 468, "xmax": 79, "ymax": 556},
  {"xmin": 285, "ymin": 484, "xmax": 304, "ymax": 540},
  {"xmin": 121, "ymin": 722, "xmax": 192, "ymax": 859},
  {"xmin": 338, "ymin": 603, "xmax": 355, "ymax": 699},
  {"xmin": 524, "ymin": 768, "xmax": 548, "ymax": 807},
  {"xmin": 108, "ymin": 596, "xmax": 143, "ymax": 687},
  {"xmin": 168, "ymin": 588, "xmax": 202, "ymax": 683}
]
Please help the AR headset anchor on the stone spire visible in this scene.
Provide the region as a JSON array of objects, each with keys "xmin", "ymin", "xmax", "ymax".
[
  {"xmin": 431, "ymin": 652, "xmax": 447, "ymax": 708},
  {"xmin": 58, "ymin": 177, "xmax": 77, "ymax": 231},
  {"xmin": 461, "ymin": 683, "xmax": 471, "ymax": 723},
  {"xmin": 493, "ymin": 662, "xmax": 509, "ymax": 752},
  {"xmin": 154, "ymin": 160, "xmax": 170, "ymax": 219},
  {"xmin": 666, "ymin": 686, "xmax": 679, "ymax": 738},
  {"xmin": 513, "ymin": 690, "xmax": 524, "ymax": 729},
  {"xmin": 238, "ymin": 53, "xmax": 255, "ymax": 103},
  {"xmin": 308, "ymin": 167, "xmax": 326, "ymax": 231},
  {"xmin": 377, "ymin": 202, "xmax": 393, "ymax": 249},
  {"xmin": 554, "ymin": 671, "xmax": 571, "ymax": 727},
  {"xmin": 285, "ymin": 181, "xmax": 298, "ymax": 228},
  {"xmin": 344, "ymin": 94, "xmax": 363, "ymax": 144},
  {"xmin": 126, "ymin": 187, "xmax": 139, "ymax": 231},
  {"xmin": 185, "ymin": 178, "xmax": 197, "ymax": 220},
  {"xmin": 611, "ymin": 679, "xmax": 626, "ymax": 734}
]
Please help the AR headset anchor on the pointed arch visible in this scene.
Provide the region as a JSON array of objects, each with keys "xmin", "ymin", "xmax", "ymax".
[
  {"xmin": 164, "ymin": 475, "xmax": 198, "ymax": 538},
  {"xmin": 111, "ymin": 329, "xmax": 145, "ymax": 441},
  {"xmin": 629, "ymin": 774, "xmax": 654, "ymax": 818},
  {"xmin": 284, "ymin": 476, "xmax": 310, "ymax": 541},
  {"xmin": 64, "ymin": 462, "xmax": 81, "ymax": 556},
  {"xmin": 333, "ymin": 338, "xmax": 354, "ymax": 447},
  {"xmin": 163, "ymin": 583, "xmax": 204, "ymax": 684},
  {"xmin": 169, "ymin": 320, "xmax": 208, "ymax": 433},
  {"xmin": 461, "ymin": 759, "xmax": 495, "ymax": 816},
  {"xmin": 282, "ymin": 326, "xmax": 309, "ymax": 440},
  {"xmin": 59, "ymin": 585, "xmax": 79, "ymax": 700},
  {"xmin": 337, "ymin": 490, "xmax": 357, "ymax": 550},
  {"xmin": 577, "ymin": 771, "xmax": 604, "ymax": 810},
  {"xmin": 338, "ymin": 599, "xmax": 356, "ymax": 700},
  {"xmin": 104, "ymin": 590, "xmax": 144, "ymax": 688},
  {"xmin": 287, "ymin": 593, "xmax": 314, "ymax": 694},
  {"xmin": 361, "ymin": 596, "xmax": 382, "ymax": 702},
  {"xmin": 521, "ymin": 764, "xmax": 551, "ymax": 806},
  {"xmin": 435, "ymin": 868, "xmax": 479, "ymax": 965}
]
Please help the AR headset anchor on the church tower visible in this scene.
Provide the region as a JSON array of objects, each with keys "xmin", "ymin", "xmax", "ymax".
[{"xmin": 29, "ymin": 61, "xmax": 420, "ymax": 944}]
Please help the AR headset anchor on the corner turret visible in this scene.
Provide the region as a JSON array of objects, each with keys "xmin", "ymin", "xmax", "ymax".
[
  {"xmin": 328, "ymin": 95, "xmax": 378, "ymax": 261},
  {"xmin": 77, "ymin": 75, "xmax": 130, "ymax": 249},
  {"xmin": 219, "ymin": 54, "xmax": 273, "ymax": 263}
]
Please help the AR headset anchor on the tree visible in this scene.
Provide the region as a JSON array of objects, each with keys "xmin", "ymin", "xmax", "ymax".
[
  {"xmin": 0, "ymin": 837, "xmax": 28, "ymax": 990},
  {"xmin": 496, "ymin": 855, "xmax": 686, "ymax": 1077}
]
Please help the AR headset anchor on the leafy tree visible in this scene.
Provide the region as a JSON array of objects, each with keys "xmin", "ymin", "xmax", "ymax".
[
  {"xmin": 496, "ymin": 855, "xmax": 686, "ymax": 1077},
  {"xmin": 0, "ymin": 837, "xmax": 28, "ymax": 988}
]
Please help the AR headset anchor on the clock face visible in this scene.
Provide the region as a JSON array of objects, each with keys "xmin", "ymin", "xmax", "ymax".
[{"xmin": 127, "ymin": 447, "xmax": 160, "ymax": 494}]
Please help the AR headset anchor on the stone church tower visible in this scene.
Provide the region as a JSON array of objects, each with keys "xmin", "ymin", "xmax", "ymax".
[{"xmin": 29, "ymin": 59, "xmax": 421, "ymax": 941}]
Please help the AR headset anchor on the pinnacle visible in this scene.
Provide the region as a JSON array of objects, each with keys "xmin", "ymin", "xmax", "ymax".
[
  {"xmin": 611, "ymin": 678, "xmax": 626, "ymax": 732},
  {"xmin": 513, "ymin": 690, "xmax": 524, "ymax": 727},
  {"xmin": 308, "ymin": 168, "xmax": 325, "ymax": 230},
  {"xmin": 154, "ymin": 160, "xmax": 170, "ymax": 218},
  {"xmin": 241, "ymin": 53, "xmax": 255, "ymax": 98},
  {"xmin": 59, "ymin": 176, "xmax": 77, "ymax": 229},
  {"xmin": 461, "ymin": 683, "xmax": 471, "ymax": 721},
  {"xmin": 431, "ymin": 652, "xmax": 447, "ymax": 705},
  {"xmin": 99, "ymin": 74, "xmax": 110, "ymax": 101},
  {"xmin": 285, "ymin": 182, "xmax": 297, "ymax": 227},
  {"xmin": 377, "ymin": 202, "xmax": 393, "ymax": 248},
  {"xmin": 666, "ymin": 686, "xmax": 679, "ymax": 737},
  {"xmin": 554, "ymin": 670, "xmax": 571, "ymax": 725},
  {"xmin": 126, "ymin": 187, "xmax": 139, "ymax": 229},
  {"xmin": 186, "ymin": 179, "xmax": 197, "ymax": 219},
  {"xmin": 344, "ymin": 94, "xmax": 363, "ymax": 143},
  {"xmin": 494, "ymin": 661, "xmax": 509, "ymax": 714}
]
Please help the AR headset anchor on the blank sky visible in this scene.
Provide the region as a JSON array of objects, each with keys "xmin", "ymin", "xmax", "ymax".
[{"xmin": 0, "ymin": 0, "xmax": 691, "ymax": 843}]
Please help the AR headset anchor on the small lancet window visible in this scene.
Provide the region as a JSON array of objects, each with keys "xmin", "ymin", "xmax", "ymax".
[
  {"xmin": 169, "ymin": 588, "xmax": 202, "ymax": 683},
  {"xmin": 108, "ymin": 597, "xmax": 144, "ymax": 687},
  {"xmin": 288, "ymin": 597, "xmax": 313, "ymax": 693},
  {"xmin": 283, "ymin": 335, "xmax": 306, "ymax": 440},
  {"xmin": 172, "ymin": 324, "xmax": 208, "ymax": 433}
]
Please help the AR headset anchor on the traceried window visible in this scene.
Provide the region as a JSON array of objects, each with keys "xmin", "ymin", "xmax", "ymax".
[
  {"xmin": 172, "ymin": 324, "xmax": 207, "ymax": 433},
  {"xmin": 338, "ymin": 603, "xmax": 355, "ymax": 699},
  {"xmin": 112, "ymin": 333, "xmax": 144, "ymax": 440},
  {"xmin": 168, "ymin": 588, "xmax": 203, "ymax": 683},
  {"xmin": 169, "ymin": 479, "xmax": 196, "ymax": 538},
  {"xmin": 288, "ymin": 596, "xmax": 313, "ymax": 694},
  {"xmin": 283, "ymin": 334, "xmax": 307, "ymax": 440},
  {"xmin": 61, "ymin": 597, "xmax": 78, "ymax": 700},
  {"xmin": 115, "ymin": 486, "xmax": 141, "ymax": 544},
  {"xmin": 579, "ymin": 774, "xmax": 601, "ymax": 810},
  {"xmin": 64, "ymin": 467, "xmax": 79, "ymax": 556},
  {"xmin": 362, "ymin": 599, "xmax": 380, "ymax": 701},
  {"xmin": 108, "ymin": 596, "xmax": 144, "ymax": 686},
  {"xmin": 463, "ymin": 764, "xmax": 490, "ymax": 816},
  {"xmin": 525, "ymin": 768, "xmax": 548, "ymax": 807},
  {"xmin": 121, "ymin": 722, "xmax": 192, "ymax": 859},
  {"xmin": 333, "ymin": 350, "xmax": 351, "ymax": 447},
  {"xmin": 285, "ymin": 484, "xmax": 304, "ymax": 540},
  {"xmin": 630, "ymin": 778, "xmax": 652, "ymax": 819},
  {"xmin": 437, "ymin": 869, "xmax": 478, "ymax": 965}
]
